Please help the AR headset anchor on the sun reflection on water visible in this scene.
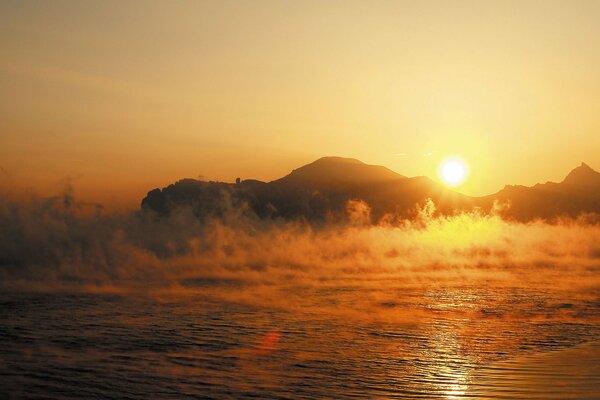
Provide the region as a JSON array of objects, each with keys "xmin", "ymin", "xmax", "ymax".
[
  {"xmin": 419, "ymin": 290, "xmax": 480, "ymax": 399},
  {"xmin": 429, "ymin": 328, "xmax": 472, "ymax": 399}
]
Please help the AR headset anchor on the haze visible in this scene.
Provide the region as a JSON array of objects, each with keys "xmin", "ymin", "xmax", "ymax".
[{"xmin": 1, "ymin": 0, "xmax": 600, "ymax": 207}]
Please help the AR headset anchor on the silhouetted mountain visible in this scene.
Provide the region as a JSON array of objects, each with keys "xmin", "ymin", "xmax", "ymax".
[
  {"xmin": 481, "ymin": 162, "xmax": 600, "ymax": 220},
  {"xmin": 141, "ymin": 157, "xmax": 599, "ymax": 223},
  {"xmin": 251, "ymin": 157, "xmax": 469, "ymax": 221},
  {"xmin": 562, "ymin": 162, "xmax": 600, "ymax": 187},
  {"xmin": 278, "ymin": 157, "xmax": 404, "ymax": 185}
]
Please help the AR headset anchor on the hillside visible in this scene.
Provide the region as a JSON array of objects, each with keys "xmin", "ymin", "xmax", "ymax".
[{"xmin": 141, "ymin": 157, "xmax": 599, "ymax": 222}]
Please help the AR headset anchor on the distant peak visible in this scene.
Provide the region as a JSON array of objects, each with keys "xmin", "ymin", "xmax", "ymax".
[
  {"xmin": 278, "ymin": 156, "xmax": 405, "ymax": 184},
  {"xmin": 572, "ymin": 162, "xmax": 597, "ymax": 173},
  {"xmin": 562, "ymin": 162, "xmax": 600, "ymax": 186},
  {"xmin": 312, "ymin": 156, "xmax": 364, "ymax": 165}
]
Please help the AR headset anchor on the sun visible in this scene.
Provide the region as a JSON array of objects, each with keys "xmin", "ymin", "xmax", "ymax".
[{"xmin": 439, "ymin": 158, "xmax": 468, "ymax": 186}]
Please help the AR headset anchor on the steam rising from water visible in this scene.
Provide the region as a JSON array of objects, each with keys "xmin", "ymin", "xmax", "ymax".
[{"xmin": 1, "ymin": 195, "xmax": 598, "ymax": 313}]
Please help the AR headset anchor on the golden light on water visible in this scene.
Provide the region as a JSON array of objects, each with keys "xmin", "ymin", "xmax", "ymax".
[{"xmin": 439, "ymin": 158, "xmax": 468, "ymax": 187}]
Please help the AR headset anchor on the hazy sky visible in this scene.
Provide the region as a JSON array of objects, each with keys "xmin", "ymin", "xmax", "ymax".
[{"xmin": 1, "ymin": 0, "xmax": 599, "ymax": 207}]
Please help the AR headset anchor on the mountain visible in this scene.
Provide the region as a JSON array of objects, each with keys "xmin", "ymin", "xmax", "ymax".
[
  {"xmin": 562, "ymin": 162, "xmax": 600, "ymax": 187},
  {"xmin": 277, "ymin": 157, "xmax": 404, "ymax": 185},
  {"xmin": 264, "ymin": 158, "xmax": 474, "ymax": 221},
  {"xmin": 141, "ymin": 157, "xmax": 599, "ymax": 223},
  {"xmin": 481, "ymin": 162, "xmax": 600, "ymax": 220}
]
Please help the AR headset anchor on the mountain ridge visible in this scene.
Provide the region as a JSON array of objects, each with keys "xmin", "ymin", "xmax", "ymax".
[
  {"xmin": 275, "ymin": 156, "xmax": 406, "ymax": 185},
  {"xmin": 141, "ymin": 157, "xmax": 599, "ymax": 222}
]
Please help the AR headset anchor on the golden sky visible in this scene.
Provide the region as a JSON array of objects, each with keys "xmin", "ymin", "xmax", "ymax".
[{"xmin": 1, "ymin": 0, "xmax": 599, "ymax": 207}]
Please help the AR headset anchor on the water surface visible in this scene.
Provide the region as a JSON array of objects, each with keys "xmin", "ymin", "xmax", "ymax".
[{"xmin": 1, "ymin": 283, "xmax": 598, "ymax": 399}]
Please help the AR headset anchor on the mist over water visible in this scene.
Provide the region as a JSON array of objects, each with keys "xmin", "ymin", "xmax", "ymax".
[{"xmin": 1, "ymin": 195, "xmax": 599, "ymax": 398}]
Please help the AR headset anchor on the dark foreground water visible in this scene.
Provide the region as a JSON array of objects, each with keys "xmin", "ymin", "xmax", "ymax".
[{"xmin": 0, "ymin": 285, "xmax": 598, "ymax": 399}]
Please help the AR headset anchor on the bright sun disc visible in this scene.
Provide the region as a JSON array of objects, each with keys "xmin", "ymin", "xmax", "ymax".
[{"xmin": 440, "ymin": 159, "xmax": 467, "ymax": 186}]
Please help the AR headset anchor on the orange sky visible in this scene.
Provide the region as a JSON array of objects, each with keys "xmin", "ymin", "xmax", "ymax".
[{"xmin": 1, "ymin": 1, "xmax": 599, "ymax": 208}]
